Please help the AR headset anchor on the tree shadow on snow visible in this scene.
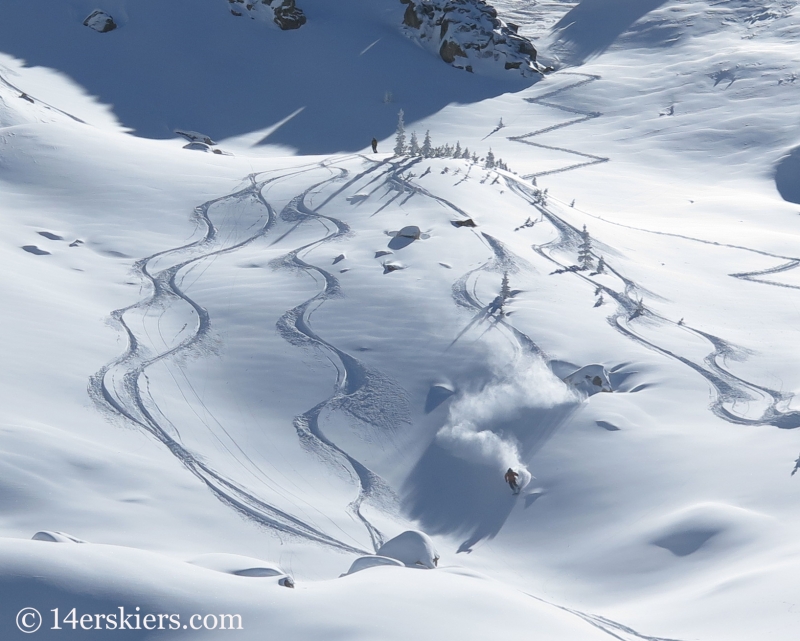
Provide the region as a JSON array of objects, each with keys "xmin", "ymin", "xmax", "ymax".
[
  {"xmin": 775, "ymin": 146, "xmax": 800, "ymax": 205},
  {"xmin": 0, "ymin": 0, "xmax": 535, "ymax": 154},
  {"xmin": 402, "ymin": 401, "xmax": 578, "ymax": 552},
  {"xmin": 548, "ymin": 0, "xmax": 670, "ymax": 66}
]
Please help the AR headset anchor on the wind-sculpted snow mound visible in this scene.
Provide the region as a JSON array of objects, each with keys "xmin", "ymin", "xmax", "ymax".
[
  {"xmin": 0, "ymin": 538, "xmax": 627, "ymax": 639},
  {"xmin": 343, "ymin": 555, "xmax": 405, "ymax": 576},
  {"xmin": 376, "ymin": 531, "xmax": 440, "ymax": 569},
  {"xmin": 563, "ymin": 364, "xmax": 613, "ymax": 396},
  {"xmin": 400, "ymin": 0, "xmax": 543, "ymax": 77}
]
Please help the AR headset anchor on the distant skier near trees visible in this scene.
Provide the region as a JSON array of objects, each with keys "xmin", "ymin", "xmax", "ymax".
[
  {"xmin": 504, "ymin": 468, "xmax": 520, "ymax": 494},
  {"xmin": 371, "ymin": 137, "xmax": 378, "ymax": 153}
]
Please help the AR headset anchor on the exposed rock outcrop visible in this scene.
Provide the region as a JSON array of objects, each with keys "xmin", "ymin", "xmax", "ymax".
[
  {"xmin": 400, "ymin": 0, "xmax": 543, "ymax": 77},
  {"xmin": 83, "ymin": 10, "xmax": 117, "ymax": 33},
  {"xmin": 228, "ymin": 0, "xmax": 306, "ymax": 30}
]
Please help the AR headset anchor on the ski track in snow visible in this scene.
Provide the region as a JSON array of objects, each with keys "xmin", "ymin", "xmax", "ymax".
[
  {"xmin": 272, "ymin": 160, "xmax": 414, "ymax": 552},
  {"xmin": 505, "ymin": 176, "xmax": 800, "ymax": 431},
  {"xmin": 449, "ymin": 232, "xmax": 545, "ymax": 359},
  {"xmin": 524, "ymin": 591, "xmax": 686, "ymax": 641},
  {"xmin": 509, "ymin": 72, "xmax": 610, "ymax": 179},
  {"xmin": 90, "ymin": 161, "xmax": 396, "ymax": 555},
  {"xmin": 365, "ymin": 156, "xmax": 544, "ymax": 361},
  {"xmin": 0, "ymin": 67, "xmax": 87, "ymax": 124}
]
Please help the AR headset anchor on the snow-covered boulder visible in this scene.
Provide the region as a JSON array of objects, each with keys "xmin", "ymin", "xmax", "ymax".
[
  {"xmin": 376, "ymin": 531, "xmax": 440, "ymax": 569},
  {"xmin": 400, "ymin": 0, "xmax": 541, "ymax": 77},
  {"xmin": 183, "ymin": 142, "xmax": 212, "ymax": 152},
  {"xmin": 175, "ymin": 130, "xmax": 216, "ymax": 146},
  {"xmin": 32, "ymin": 531, "xmax": 86, "ymax": 543},
  {"xmin": 563, "ymin": 364, "xmax": 613, "ymax": 396},
  {"xmin": 83, "ymin": 10, "xmax": 117, "ymax": 33},
  {"xmin": 229, "ymin": 0, "xmax": 306, "ymax": 31},
  {"xmin": 397, "ymin": 225, "xmax": 422, "ymax": 239},
  {"xmin": 187, "ymin": 553, "xmax": 294, "ymax": 586},
  {"xmin": 343, "ymin": 555, "xmax": 405, "ymax": 576}
]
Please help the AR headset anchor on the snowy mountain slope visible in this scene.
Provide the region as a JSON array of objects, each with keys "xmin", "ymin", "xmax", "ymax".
[
  {"xmin": 2, "ymin": 0, "xmax": 800, "ymax": 639},
  {"xmin": 0, "ymin": 0, "xmax": 530, "ymax": 153}
]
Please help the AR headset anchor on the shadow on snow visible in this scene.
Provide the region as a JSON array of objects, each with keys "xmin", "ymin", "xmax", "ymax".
[
  {"xmin": 0, "ymin": 0, "xmax": 535, "ymax": 154},
  {"xmin": 402, "ymin": 401, "xmax": 578, "ymax": 551}
]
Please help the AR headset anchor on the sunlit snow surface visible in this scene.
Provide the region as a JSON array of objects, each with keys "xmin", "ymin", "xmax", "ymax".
[{"xmin": 1, "ymin": 1, "xmax": 800, "ymax": 639}]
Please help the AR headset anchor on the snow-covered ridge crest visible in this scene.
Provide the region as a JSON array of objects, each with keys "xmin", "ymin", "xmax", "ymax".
[{"xmin": 400, "ymin": 0, "xmax": 542, "ymax": 77}]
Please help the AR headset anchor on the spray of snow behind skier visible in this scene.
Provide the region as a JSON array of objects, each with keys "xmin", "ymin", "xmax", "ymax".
[{"xmin": 435, "ymin": 354, "xmax": 576, "ymax": 492}]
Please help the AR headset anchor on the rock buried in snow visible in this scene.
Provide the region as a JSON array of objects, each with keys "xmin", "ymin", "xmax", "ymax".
[
  {"xmin": 230, "ymin": 0, "xmax": 307, "ymax": 30},
  {"xmin": 32, "ymin": 531, "xmax": 87, "ymax": 543},
  {"xmin": 343, "ymin": 555, "xmax": 405, "ymax": 576},
  {"xmin": 425, "ymin": 382, "xmax": 455, "ymax": 413},
  {"xmin": 187, "ymin": 553, "xmax": 293, "ymax": 586},
  {"xmin": 175, "ymin": 130, "xmax": 216, "ymax": 146},
  {"xmin": 273, "ymin": 0, "xmax": 307, "ymax": 30},
  {"xmin": 383, "ymin": 261, "xmax": 405, "ymax": 274},
  {"xmin": 563, "ymin": 364, "xmax": 613, "ymax": 396},
  {"xmin": 183, "ymin": 142, "xmax": 212, "ymax": 152},
  {"xmin": 83, "ymin": 10, "xmax": 117, "ymax": 33},
  {"xmin": 397, "ymin": 225, "xmax": 422, "ymax": 239},
  {"xmin": 376, "ymin": 530, "xmax": 440, "ymax": 568},
  {"xmin": 452, "ymin": 218, "xmax": 477, "ymax": 228}
]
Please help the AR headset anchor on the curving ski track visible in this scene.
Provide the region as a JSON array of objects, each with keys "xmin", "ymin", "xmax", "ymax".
[
  {"xmin": 0, "ymin": 67, "xmax": 87, "ymax": 124},
  {"xmin": 524, "ymin": 591, "xmax": 686, "ymax": 641},
  {"xmin": 91, "ymin": 165, "xmax": 384, "ymax": 555},
  {"xmin": 368, "ymin": 156, "xmax": 547, "ymax": 376},
  {"xmin": 505, "ymin": 176, "xmax": 800, "ymax": 430},
  {"xmin": 509, "ymin": 72, "xmax": 609, "ymax": 179},
  {"xmin": 272, "ymin": 164, "xmax": 412, "ymax": 552}
]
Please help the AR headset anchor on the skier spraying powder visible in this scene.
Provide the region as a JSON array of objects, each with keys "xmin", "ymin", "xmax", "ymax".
[{"xmin": 504, "ymin": 468, "xmax": 520, "ymax": 494}]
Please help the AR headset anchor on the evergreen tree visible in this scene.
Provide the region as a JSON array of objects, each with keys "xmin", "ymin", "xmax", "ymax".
[
  {"xmin": 595, "ymin": 256, "xmax": 605, "ymax": 274},
  {"xmin": 485, "ymin": 148, "xmax": 495, "ymax": 169},
  {"xmin": 500, "ymin": 272, "xmax": 511, "ymax": 300},
  {"xmin": 578, "ymin": 224, "xmax": 594, "ymax": 270},
  {"xmin": 409, "ymin": 131, "xmax": 420, "ymax": 156},
  {"xmin": 422, "ymin": 130, "xmax": 433, "ymax": 158},
  {"xmin": 394, "ymin": 109, "xmax": 406, "ymax": 156},
  {"xmin": 453, "ymin": 141, "xmax": 462, "ymax": 158},
  {"xmin": 462, "ymin": 147, "xmax": 470, "ymax": 161}
]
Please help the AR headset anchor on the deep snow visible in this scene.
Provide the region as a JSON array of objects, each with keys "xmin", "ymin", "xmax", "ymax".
[{"xmin": 1, "ymin": 0, "xmax": 800, "ymax": 639}]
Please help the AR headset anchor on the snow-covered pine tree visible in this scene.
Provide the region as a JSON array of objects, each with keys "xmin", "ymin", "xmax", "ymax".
[
  {"xmin": 500, "ymin": 271, "xmax": 511, "ymax": 300},
  {"xmin": 596, "ymin": 256, "xmax": 605, "ymax": 274},
  {"xmin": 462, "ymin": 147, "xmax": 470, "ymax": 161},
  {"xmin": 485, "ymin": 148, "xmax": 495, "ymax": 169},
  {"xmin": 394, "ymin": 109, "xmax": 406, "ymax": 156},
  {"xmin": 454, "ymin": 141, "xmax": 462, "ymax": 158},
  {"xmin": 422, "ymin": 130, "xmax": 433, "ymax": 158},
  {"xmin": 578, "ymin": 224, "xmax": 594, "ymax": 270},
  {"xmin": 409, "ymin": 131, "xmax": 420, "ymax": 156}
]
